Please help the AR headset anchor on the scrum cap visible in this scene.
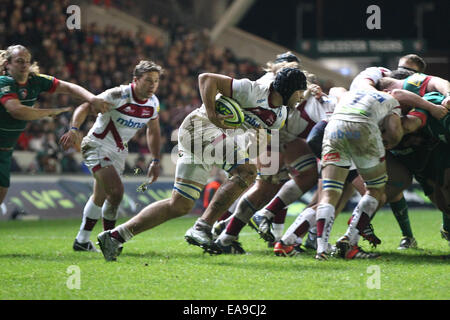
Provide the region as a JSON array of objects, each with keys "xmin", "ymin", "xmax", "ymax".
[
  {"xmin": 273, "ymin": 68, "xmax": 307, "ymax": 105},
  {"xmin": 274, "ymin": 52, "xmax": 300, "ymax": 64}
]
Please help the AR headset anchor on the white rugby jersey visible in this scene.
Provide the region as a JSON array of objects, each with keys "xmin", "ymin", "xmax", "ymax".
[
  {"xmin": 281, "ymin": 95, "xmax": 336, "ymax": 142},
  {"xmin": 332, "ymin": 90, "xmax": 400, "ymax": 126},
  {"xmin": 200, "ymin": 77, "xmax": 287, "ymax": 131},
  {"xmin": 349, "ymin": 67, "xmax": 391, "ymax": 91},
  {"xmin": 86, "ymin": 83, "xmax": 159, "ymax": 150}
]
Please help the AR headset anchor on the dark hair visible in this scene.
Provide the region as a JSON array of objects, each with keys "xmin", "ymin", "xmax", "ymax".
[
  {"xmin": 274, "ymin": 51, "xmax": 300, "ymax": 64},
  {"xmin": 399, "ymin": 54, "xmax": 426, "ymax": 73},
  {"xmin": 375, "ymin": 77, "xmax": 396, "ymax": 91},
  {"xmin": 390, "ymin": 68, "xmax": 415, "ymax": 80}
]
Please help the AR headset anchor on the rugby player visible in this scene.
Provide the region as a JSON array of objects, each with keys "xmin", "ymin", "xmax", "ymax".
[
  {"xmin": 60, "ymin": 60, "xmax": 163, "ymax": 252},
  {"xmin": 0, "ymin": 45, "xmax": 108, "ymax": 210},
  {"xmin": 213, "ymin": 83, "xmax": 334, "ymax": 253},
  {"xmin": 97, "ymin": 67, "xmax": 307, "ymax": 261},
  {"xmin": 384, "ymin": 91, "xmax": 450, "ymax": 247}
]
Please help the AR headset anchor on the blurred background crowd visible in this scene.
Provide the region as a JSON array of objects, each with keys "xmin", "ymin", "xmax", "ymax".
[{"xmin": 0, "ymin": 0, "xmax": 264, "ymax": 174}]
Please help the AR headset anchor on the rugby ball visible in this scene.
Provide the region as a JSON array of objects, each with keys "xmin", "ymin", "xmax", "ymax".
[{"xmin": 215, "ymin": 95, "xmax": 244, "ymax": 128}]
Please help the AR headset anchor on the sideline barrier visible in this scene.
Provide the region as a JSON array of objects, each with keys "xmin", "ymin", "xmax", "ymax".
[
  {"xmin": 1, "ymin": 176, "xmax": 175, "ymax": 220},
  {"xmin": 1, "ymin": 177, "xmax": 435, "ymax": 220}
]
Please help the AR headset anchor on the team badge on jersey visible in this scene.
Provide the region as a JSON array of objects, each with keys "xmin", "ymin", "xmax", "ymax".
[
  {"xmin": 18, "ymin": 89, "xmax": 28, "ymax": 100},
  {"xmin": 323, "ymin": 152, "xmax": 341, "ymax": 162}
]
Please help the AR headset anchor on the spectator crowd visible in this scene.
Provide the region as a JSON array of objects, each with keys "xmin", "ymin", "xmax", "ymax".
[{"xmin": 0, "ymin": 0, "xmax": 263, "ymax": 174}]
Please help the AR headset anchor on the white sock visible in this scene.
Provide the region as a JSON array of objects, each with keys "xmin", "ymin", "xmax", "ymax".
[
  {"xmin": 1, "ymin": 202, "xmax": 7, "ymax": 215},
  {"xmin": 102, "ymin": 200, "xmax": 119, "ymax": 221},
  {"xmin": 76, "ymin": 197, "xmax": 102, "ymax": 243},
  {"xmin": 272, "ymin": 223, "xmax": 284, "ymax": 242},
  {"xmin": 316, "ymin": 203, "xmax": 335, "ymax": 254},
  {"xmin": 255, "ymin": 208, "xmax": 275, "ymax": 220},
  {"xmin": 113, "ymin": 224, "xmax": 134, "ymax": 243},
  {"xmin": 345, "ymin": 194, "xmax": 378, "ymax": 245},
  {"xmin": 277, "ymin": 179, "xmax": 304, "ymax": 206},
  {"xmin": 217, "ymin": 231, "xmax": 237, "ymax": 246},
  {"xmin": 281, "ymin": 207, "xmax": 316, "ymax": 245},
  {"xmin": 234, "ymin": 196, "xmax": 257, "ymax": 224}
]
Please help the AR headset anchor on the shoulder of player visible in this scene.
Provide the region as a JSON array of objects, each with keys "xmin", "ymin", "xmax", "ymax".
[
  {"xmin": 102, "ymin": 85, "xmax": 128, "ymax": 101},
  {"xmin": 0, "ymin": 75, "xmax": 16, "ymax": 86},
  {"xmin": 150, "ymin": 94, "xmax": 159, "ymax": 105},
  {"xmin": 404, "ymin": 72, "xmax": 430, "ymax": 82},
  {"xmin": 233, "ymin": 77, "xmax": 257, "ymax": 90},
  {"xmin": 32, "ymin": 73, "xmax": 55, "ymax": 80}
]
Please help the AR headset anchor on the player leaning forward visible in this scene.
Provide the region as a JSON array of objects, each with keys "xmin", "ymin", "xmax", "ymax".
[
  {"xmin": 60, "ymin": 60, "xmax": 162, "ymax": 252},
  {"xmin": 97, "ymin": 67, "xmax": 307, "ymax": 261},
  {"xmin": 0, "ymin": 45, "xmax": 108, "ymax": 209},
  {"xmin": 316, "ymin": 90, "xmax": 404, "ymax": 260}
]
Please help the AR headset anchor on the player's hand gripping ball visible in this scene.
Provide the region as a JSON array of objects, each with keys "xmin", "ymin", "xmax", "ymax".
[{"xmin": 215, "ymin": 95, "xmax": 244, "ymax": 128}]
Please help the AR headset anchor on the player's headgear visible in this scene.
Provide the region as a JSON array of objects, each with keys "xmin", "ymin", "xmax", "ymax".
[
  {"xmin": 273, "ymin": 68, "xmax": 307, "ymax": 105},
  {"xmin": 274, "ymin": 52, "xmax": 300, "ymax": 64}
]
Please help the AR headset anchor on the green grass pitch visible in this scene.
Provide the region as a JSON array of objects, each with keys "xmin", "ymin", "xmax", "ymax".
[{"xmin": 0, "ymin": 209, "xmax": 448, "ymax": 300}]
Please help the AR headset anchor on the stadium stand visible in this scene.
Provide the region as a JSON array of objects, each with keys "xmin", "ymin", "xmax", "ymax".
[
  {"xmin": 1, "ymin": 0, "xmax": 265, "ymax": 174},
  {"xmin": 1, "ymin": 0, "xmax": 344, "ymax": 175}
]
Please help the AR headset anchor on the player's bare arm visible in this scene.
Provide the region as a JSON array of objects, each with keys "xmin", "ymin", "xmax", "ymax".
[
  {"xmin": 381, "ymin": 113, "xmax": 404, "ymax": 149},
  {"xmin": 198, "ymin": 73, "xmax": 235, "ymax": 129},
  {"xmin": 400, "ymin": 114, "xmax": 423, "ymax": 134},
  {"xmin": 390, "ymin": 88, "xmax": 448, "ymax": 119},
  {"xmin": 55, "ymin": 80, "xmax": 110, "ymax": 113},
  {"xmin": 59, "ymin": 102, "xmax": 91, "ymax": 151},
  {"xmin": 146, "ymin": 117, "xmax": 162, "ymax": 184},
  {"xmin": 4, "ymin": 98, "xmax": 71, "ymax": 121},
  {"xmin": 426, "ymin": 77, "xmax": 450, "ymax": 109}
]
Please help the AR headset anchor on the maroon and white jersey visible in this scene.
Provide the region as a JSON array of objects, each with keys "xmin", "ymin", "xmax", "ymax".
[
  {"xmin": 280, "ymin": 95, "xmax": 337, "ymax": 143},
  {"xmin": 86, "ymin": 83, "xmax": 159, "ymax": 151},
  {"xmin": 199, "ymin": 77, "xmax": 287, "ymax": 131},
  {"xmin": 350, "ymin": 67, "xmax": 391, "ymax": 91}
]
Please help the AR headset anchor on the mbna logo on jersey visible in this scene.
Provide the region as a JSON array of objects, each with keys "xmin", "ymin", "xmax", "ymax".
[{"xmin": 19, "ymin": 89, "xmax": 27, "ymax": 99}]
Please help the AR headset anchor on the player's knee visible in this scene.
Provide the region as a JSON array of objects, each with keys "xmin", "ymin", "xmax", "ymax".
[
  {"xmin": 107, "ymin": 185, "xmax": 124, "ymax": 205},
  {"xmin": 367, "ymin": 187, "xmax": 385, "ymax": 202},
  {"xmin": 231, "ymin": 164, "xmax": 257, "ymax": 188},
  {"xmin": 296, "ymin": 167, "xmax": 318, "ymax": 190},
  {"xmin": 170, "ymin": 195, "xmax": 194, "ymax": 218},
  {"xmin": 91, "ymin": 194, "xmax": 106, "ymax": 207},
  {"xmin": 386, "ymin": 191, "xmax": 404, "ymax": 204}
]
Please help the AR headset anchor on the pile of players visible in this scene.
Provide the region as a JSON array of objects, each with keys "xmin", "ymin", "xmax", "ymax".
[
  {"xmin": 180, "ymin": 52, "xmax": 450, "ymax": 260},
  {"xmin": 7, "ymin": 43, "xmax": 446, "ymax": 261}
]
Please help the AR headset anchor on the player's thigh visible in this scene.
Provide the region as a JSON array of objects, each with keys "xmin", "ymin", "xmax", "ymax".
[
  {"xmin": 283, "ymin": 138, "xmax": 314, "ymax": 163},
  {"xmin": 170, "ymin": 188, "xmax": 197, "ymax": 213},
  {"xmin": 320, "ymin": 164, "xmax": 349, "ymax": 207},
  {"xmin": 246, "ymin": 178, "xmax": 280, "ymax": 208},
  {"xmin": 321, "ymin": 119, "xmax": 352, "ymax": 168},
  {"xmin": 174, "ymin": 160, "xmax": 208, "ymax": 202},
  {"xmin": 385, "ymin": 152, "xmax": 412, "ymax": 202},
  {"xmin": 229, "ymin": 162, "xmax": 257, "ymax": 187},
  {"xmin": 335, "ymin": 182, "xmax": 355, "ymax": 216},
  {"xmin": 91, "ymin": 178, "xmax": 107, "ymax": 205},
  {"xmin": 94, "ymin": 165, "xmax": 124, "ymax": 198},
  {"xmin": 257, "ymin": 148, "xmax": 283, "ymax": 178},
  {"xmin": 348, "ymin": 122, "xmax": 385, "ymax": 171},
  {"xmin": 358, "ymin": 161, "xmax": 387, "ymax": 200}
]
